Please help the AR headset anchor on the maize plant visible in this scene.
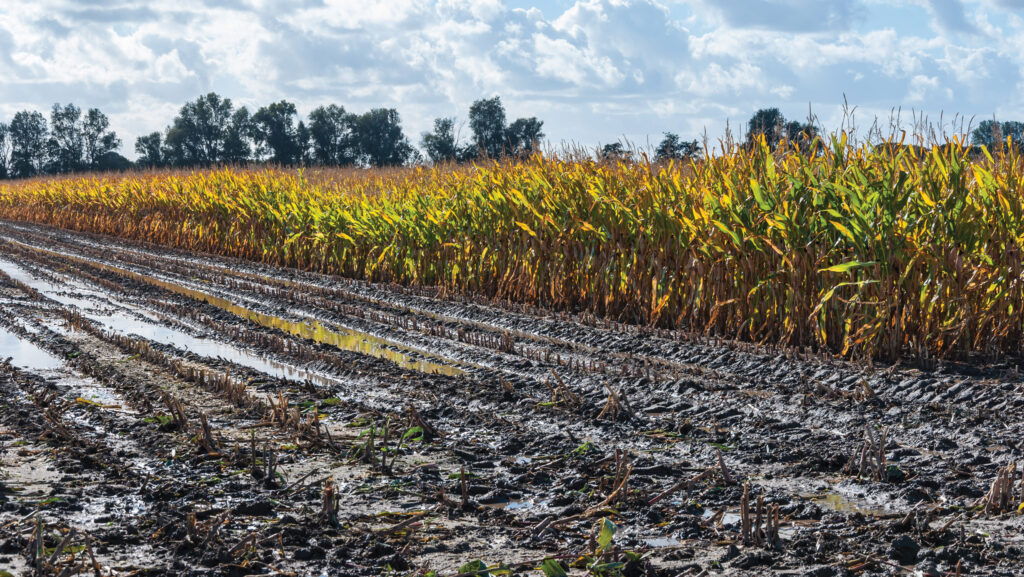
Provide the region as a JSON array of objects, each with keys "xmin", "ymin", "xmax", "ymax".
[{"xmin": 1, "ymin": 134, "xmax": 1022, "ymax": 362}]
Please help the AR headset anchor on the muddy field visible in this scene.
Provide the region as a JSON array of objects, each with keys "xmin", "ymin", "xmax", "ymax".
[{"xmin": 0, "ymin": 219, "xmax": 1022, "ymax": 577}]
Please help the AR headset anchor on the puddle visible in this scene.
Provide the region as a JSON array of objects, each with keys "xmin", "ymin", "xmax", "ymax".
[
  {"xmin": 754, "ymin": 477, "xmax": 894, "ymax": 517},
  {"xmin": 69, "ymin": 492, "xmax": 149, "ymax": 529},
  {"xmin": 87, "ymin": 311, "xmax": 344, "ymax": 389},
  {"xmin": 143, "ymin": 281, "xmax": 467, "ymax": 377},
  {"xmin": 57, "ymin": 374, "xmax": 130, "ymax": 409},
  {"xmin": 0, "ymin": 326, "xmax": 63, "ymax": 371},
  {"xmin": 507, "ymin": 500, "xmax": 539, "ymax": 511},
  {"xmin": 5, "ymin": 240, "xmax": 466, "ymax": 377},
  {"xmin": 0, "ymin": 259, "xmax": 107, "ymax": 311},
  {"xmin": 480, "ymin": 498, "xmax": 546, "ymax": 511},
  {"xmin": 809, "ymin": 492, "xmax": 892, "ymax": 516},
  {"xmin": 701, "ymin": 509, "xmax": 742, "ymax": 526},
  {"xmin": 643, "ymin": 537, "xmax": 682, "ymax": 548},
  {"xmin": 1, "ymin": 257, "xmax": 355, "ymax": 388}
]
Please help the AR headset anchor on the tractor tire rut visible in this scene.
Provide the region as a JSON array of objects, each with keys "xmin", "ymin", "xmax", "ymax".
[{"xmin": 1, "ymin": 219, "xmax": 1023, "ymax": 576}]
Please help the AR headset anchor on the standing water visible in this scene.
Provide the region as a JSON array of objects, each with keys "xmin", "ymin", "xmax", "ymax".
[{"xmin": 0, "ymin": 326, "xmax": 63, "ymax": 371}]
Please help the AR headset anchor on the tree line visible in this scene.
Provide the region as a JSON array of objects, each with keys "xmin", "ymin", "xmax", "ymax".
[
  {"xmin": 599, "ymin": 107, "xmax": 818, "ymax": 164},
  {"xmin": 0, "ymin": 105, "xmax": 124, "ymax": 179},
  {"xmin": 0, "ymin": 99, "xmax": 810, "ymax": 179},
  {"xmin": 8, "ymin": 97, "xmax": 1017, "ymax": 181},
  {"xmin": 0, "ymin": 94, "xmax": 546, "ymax": 179},
  {"xmin": 131, "ymin": 94, "xmax": 548, "ymax": 170},
  {"xmin": 971, "ymin": 120, "xmax": 1024, "ymax": 150}
]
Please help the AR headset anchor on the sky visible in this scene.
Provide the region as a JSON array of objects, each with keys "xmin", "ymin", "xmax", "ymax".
[{"xmin": 1, "ymin": 0, "xmax": 1022, "ymax": 158}]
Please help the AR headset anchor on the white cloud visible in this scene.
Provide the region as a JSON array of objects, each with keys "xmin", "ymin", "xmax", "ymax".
[
  {"xmin": 907, "ymin": 74, "xmax": 941, "ymax": 101},
  {"xmin": 771, "ymin": 85, "xmax": 796, "ymax": 99},
  {"xmin": 0, "ymin": 0, "xmax": 1021, "ymax": 158},
  {"xmin": 922, "ymin": 0, "xmax": 979, "ymax": 34},
  {"xmin": 532, "ymin": 33, "xmax": 626, "ymax": 86},
  {"xmin": 676, "ymin": 62, "xmax": 764, "ymax": 96},
  {"xmin": 681, "ymin": 0, "xmax": 866, "ymax": 32}
]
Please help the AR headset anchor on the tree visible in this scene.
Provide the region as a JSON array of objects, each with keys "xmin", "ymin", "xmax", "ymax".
[
  {"xmin": 354, "ymin": 108, "xmax": 413, "ymax": 167},
  {"xmin": 407, "ymin": 147, "xmax": 425, "ymax": 166},
  {"xmin": 421, "ymin": 117, "xmax": 458, "ymax": 164},
  {"xmin": 47, "ymin": 103, "xmax": 84, "ymax": 174},
  {"xmin": 599, "ymin": 142, "xmax": 632, "ymax": 162},
  {"xmin": 784, "ymin": 121, "xmax": 803, "ymax": 140},
  {"xmin": 468, "ymin": 96, "xmax": 507, "ymax": 159},
  {"xmin": 506, "ymin": 117, "xmax": 544, "ymax": 157},
  {"xmin": 972, "ymin": 120, "xmax": 1000, "ymax": 148},
  {"xmin": 161, "ymin": 125, "xmax": 191, "ymax": 168},
  {"xmin": 1000, "ymin": 121, "xmax": 1023, "ymax": 149},
  {"xmin": 93, "ymin": 151, "xmax": 132, "ymax": 172},
  {"xmin": 9, "ymin": 110, "xmax": 48, "ymax": 178},
  {"xmin": 466, "ymin": 97, "xmax": 544, "ymax": 160},
  {"xmin": 785, "ymin": 120, "xmax": 818, "ymax": 150},
  {"xmin": 223, "ymin": 107, "xmax": 253, "ymax": 165},
  {"xmin": 655, "ymin": 132, "xmax": 701, "ymax": 162},
  {"xmin": 308, "ymin": 104, "xmax": 358, "ymax": 166},
  {"xmin": 82, "ymin": 109, "xmax": 121, "ymax": 169},
  {"xmin": 0, "ymin": 122, "xmax": 11, "ymax": 179},
  {"xmin": 135, "ymin": 132, "xmax": 163, "ymax": 168},
  {"xmin": 746, "ymin": 108, "xmax": 817, "ymax": 150},
  {"xmin": 252, "ymin": 100, "xmax": 300, "ymax": 165},
  {"xmin": 295, "ymin": 120, "xmax": 313, "ymax": 165},
  {"xmin": 163, "ymin": 93, "xmax": 234, "ymax": 166},
  {"xmin": 971, "ymin": 120, "xmax": 1024, "ymax": 150},
  {"xmin": 747, "ymin": 107, "xmax": 786, "ymax": 150}
]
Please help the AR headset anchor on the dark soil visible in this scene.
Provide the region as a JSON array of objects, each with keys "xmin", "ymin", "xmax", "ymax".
[{"xmin": 1, "ymin": 219, "xmax": 1022, "ymax": 576}]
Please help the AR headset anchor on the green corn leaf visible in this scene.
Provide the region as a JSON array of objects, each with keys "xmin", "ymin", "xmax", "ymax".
[
  {"xmin": 597, "ymin": 517, "xmax": 616, "ymax": 552},
  {"xmin": 539, "ymin": 559, "xmax": 568, "ymax": 577},
  {"xmin": 750, "ymin": 180, "xmax": 773, "ymax": 211},
  {"xmin": 820, "ymin": 261, "xmax": 877, "ymax": 274},
  {"xmin": 712, "ymin": 219, "xmax": 742, "ymax": 248},
  {"xmin": 458, "ymin": 560, "xmax": 488, "ymax": 576}
]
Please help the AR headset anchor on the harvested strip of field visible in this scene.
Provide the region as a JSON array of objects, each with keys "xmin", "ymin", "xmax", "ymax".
[{"xmin": 1, "ymin": 220, "xmax": 1023, "ymax": 576}]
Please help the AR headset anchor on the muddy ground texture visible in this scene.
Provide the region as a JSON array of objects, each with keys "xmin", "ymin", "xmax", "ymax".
[{"xmin": 0, "ymin": 220, "xmax": 1022, "ymax": 577}]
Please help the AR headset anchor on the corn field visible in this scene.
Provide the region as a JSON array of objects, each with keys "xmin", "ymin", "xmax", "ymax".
[{"xmin": 2, "ymin": 135, "xmax": 1022, "ymax": 361}]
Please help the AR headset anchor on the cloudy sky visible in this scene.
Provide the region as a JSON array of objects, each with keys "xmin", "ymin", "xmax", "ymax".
[{"xmin": 1, "ymin": 0, "xmax": 1022, "ymax": 158}]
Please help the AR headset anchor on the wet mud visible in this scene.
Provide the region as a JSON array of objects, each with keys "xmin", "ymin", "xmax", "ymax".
[{"xmin": 1, "ymin": 219, "xmax": 1023, "ymax": 576}]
